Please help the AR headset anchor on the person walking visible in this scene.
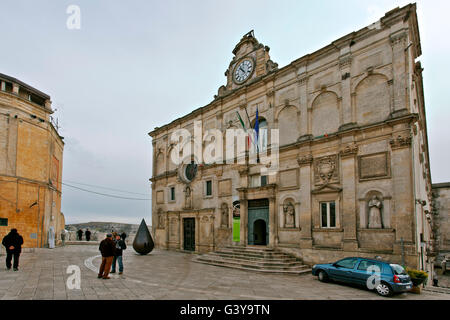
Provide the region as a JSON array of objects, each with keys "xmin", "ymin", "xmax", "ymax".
[
  {"xmin": 77, "ymin": 229, "xmax": 83, "ymax": 241},
  {"xmin": 111, "ymin": 234, "xmax": 127, "ymax": 275},
  {"xmin": 2, "ymin": 229, "xmax": 24, "ymax": 271},
  {"xmin": 98, "ymin": 234, "xmax": 115, "ymax": 279},
  {"xmin": 85, "ymin": 229, "xmax": 91, "ymax": 241},
  {"xmin": 61, "ymin": 230, "xmax": 66, "ymax": 246}
]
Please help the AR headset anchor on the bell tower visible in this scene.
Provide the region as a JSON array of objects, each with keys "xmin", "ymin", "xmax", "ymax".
[{"xmin": 215, "ymin": 31, "xmax": 278, "ymax": 98}]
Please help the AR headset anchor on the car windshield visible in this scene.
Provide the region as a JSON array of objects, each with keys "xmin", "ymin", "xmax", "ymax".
[{"xmin": 390, "ymin": 264, "xmax": 407, "ymax": 275}]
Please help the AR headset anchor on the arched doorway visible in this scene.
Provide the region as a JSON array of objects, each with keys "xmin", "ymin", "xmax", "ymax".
[{"xmin": 253, "ymin": 219, "xmax": 267, "ymax": 245}]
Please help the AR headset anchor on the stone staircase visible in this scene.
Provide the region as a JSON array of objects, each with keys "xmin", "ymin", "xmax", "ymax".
[{"xmin": 193, "ymin": 246, "xmax": 311, "ymax": 275}]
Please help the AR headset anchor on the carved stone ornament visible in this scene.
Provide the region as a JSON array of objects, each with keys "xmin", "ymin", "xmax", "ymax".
[
  {"xmin": 339, "ymin": 55, "xmax": 352, "ymax": 70},
  {"xmin": 238, "ymin": 166, "xmax": 249, "ymax": 176},
  {"xmin": 389, "ymin": 134, "xmax": 412, "ymax": 149},
  {"xmin": 297, "ymin": 75, "xmax": 308, "ymax": 86},
  {"xmin": 314, "ymin": 155, "xmax": 339, "ymax": 185},
  {"xmin": 157, "ymin": 208, "xmax": 165, "ymax": 228},
  {"xmin": 297, "ymin": 154, "xmax": 313, "ymax": 166},
  {"xmin": 340, "ymin": 144, "xmax": 358, "ymax": 157},
  {"xmin": 390, "ymin": 32, "xmax": 407, "ymax": 46}
]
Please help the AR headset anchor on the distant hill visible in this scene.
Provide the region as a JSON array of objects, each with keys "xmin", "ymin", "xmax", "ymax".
[{"xmin": 65, "ymin": 221, "xmax": 151, "ymax": 234}]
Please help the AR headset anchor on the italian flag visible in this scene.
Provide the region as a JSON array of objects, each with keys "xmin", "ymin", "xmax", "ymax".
[{"xmin": 236, "ymin": 111, "xmax": 252, "ymax": 148}]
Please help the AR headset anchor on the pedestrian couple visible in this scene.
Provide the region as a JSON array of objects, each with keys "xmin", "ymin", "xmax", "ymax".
[
  {"xmin": 2, "ymin": 229, "xmax": 23, "ymax": 271},
  {"xmin": 98, "ymin": 232, "xmax": 126, "ymax": 279}
]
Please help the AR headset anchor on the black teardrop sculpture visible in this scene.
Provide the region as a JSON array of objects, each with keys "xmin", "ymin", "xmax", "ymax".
[{"xmin": 133, "ymin": 218, "xmax": 154, "ymax": 255}]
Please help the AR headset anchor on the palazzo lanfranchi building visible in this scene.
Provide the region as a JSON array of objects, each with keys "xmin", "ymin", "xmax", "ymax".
[{"xmin": 149, "ymin": 4, "xmax": 438, "ymax": 273}]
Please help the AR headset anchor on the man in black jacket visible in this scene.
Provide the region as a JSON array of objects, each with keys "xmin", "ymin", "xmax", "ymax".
[
  {"xmin": 111, "ymin": 234, "xmax": 126, "ymax": 275},
  {"xmin": 2, "ymin": 229, "xmax": 24, "ymax": 271},
  {"xmin": 98, "ymin": 234, "xmax": 115, "ymax": 279}
]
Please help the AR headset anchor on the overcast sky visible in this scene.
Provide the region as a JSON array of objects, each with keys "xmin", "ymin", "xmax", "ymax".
[{"xmin": 0, "ymin": 0, "xmax": 448, "ymax": 225}]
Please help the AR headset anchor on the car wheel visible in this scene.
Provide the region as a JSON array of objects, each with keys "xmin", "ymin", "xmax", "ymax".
[
  {"xmin": 318, "ymin": 270, "xmax": 328, "ymax": 282},
  {"xmin": 375, "ymin": 282, "xmax": 393, "ymax": 297}
]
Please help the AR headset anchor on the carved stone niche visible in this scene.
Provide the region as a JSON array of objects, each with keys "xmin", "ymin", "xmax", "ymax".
[
  {"xmin": 314, "ymin": 155, "xmax": 339, "ymax": 186},
  {"xmin": 358, "ymin": 190, "xmax": 391, "ymax": 230},
  {"xmin": 283, "ymin": 200, "xmax": 296, "ymax": 228}
]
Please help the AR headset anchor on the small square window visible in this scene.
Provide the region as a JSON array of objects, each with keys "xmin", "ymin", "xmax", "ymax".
[
  {"xmin": 0, "ymin": 218, "xmax": 8, "ymax": 226},
  {"xmin": 206, "ymin": 180, "xmax": 212, "ymax": 196}
]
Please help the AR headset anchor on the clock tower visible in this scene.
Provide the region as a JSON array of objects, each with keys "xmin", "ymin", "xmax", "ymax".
[{"xmin": 215, "ymin": 30, "xmax": 278, "ymax": 98}]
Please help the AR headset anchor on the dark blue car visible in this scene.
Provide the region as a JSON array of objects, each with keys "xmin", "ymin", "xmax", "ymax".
[{"xmin": 312, "ymin": 257, "xmax": 413, "ymax": 297}]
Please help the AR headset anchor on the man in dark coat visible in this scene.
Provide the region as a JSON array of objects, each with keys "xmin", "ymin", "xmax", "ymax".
[
  {"xmin": 111, "ymin": 234, "xmax": 127, "ymax": 275},
  {"xmin": 2, "ymin": 229, "xmax": 24, "ymax": 271},
  {"xmin": 85, "ymin": 229, "xmax": 91, "ymax": 241},
  {"xmin": 77, "ymin": 229, "xmax": 83, "ymax": 241},
  {"xmin": 98, "ymin": 234, "xmax": 115, "ymax": 279}
]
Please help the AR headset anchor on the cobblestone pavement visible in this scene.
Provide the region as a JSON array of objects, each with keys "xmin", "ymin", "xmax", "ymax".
[{"xmin": 0, "ymin": 245, "xmax": 449, "ymax": 300}]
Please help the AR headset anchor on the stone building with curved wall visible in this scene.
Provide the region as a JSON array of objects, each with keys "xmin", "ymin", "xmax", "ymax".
[
  {"xmin": 0, "ymin": 73, "xmax": 65, "ymax": 249},
  {"xmin": 149, "ymin": 4, "xmax": 436, "ymax": 274}
]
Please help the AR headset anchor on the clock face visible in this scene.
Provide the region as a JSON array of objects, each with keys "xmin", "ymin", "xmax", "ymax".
[{"xmin": 234, "ymin": 59, "xmax": 253, "ymax": 84}]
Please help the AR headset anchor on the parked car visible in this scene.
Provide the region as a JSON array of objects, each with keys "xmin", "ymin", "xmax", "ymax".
[{"xmin": 312, "ymin": 257, "xmax": 412, "ymax": 297}]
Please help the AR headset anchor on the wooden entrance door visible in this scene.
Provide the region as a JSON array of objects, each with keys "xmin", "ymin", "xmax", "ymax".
[{"xmin": 183, "ymin": 218, "xmax": 195, "ymax": 251}]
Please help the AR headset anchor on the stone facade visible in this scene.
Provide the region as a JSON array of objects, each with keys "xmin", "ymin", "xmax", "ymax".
[
  {"xmin": 432, "ymin": 183, "xmax": 450, "ymax": 254},
  {"xmin": 149, "ymin": 4, "xmax": 435, "ymax": 274},
  {"xmin": 0, "ymin": 73, "xmax": 65, "ymax": 249}
]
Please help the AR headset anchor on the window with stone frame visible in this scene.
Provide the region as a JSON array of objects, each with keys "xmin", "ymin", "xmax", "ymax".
[
  {"xmin": 169, "ymin": 186, "xmax": 175, "ymax": 201},
  {"xmin": 205, "ymin": 180, "xmax": 212, "ymax": 197},
  {"xmin": 320, "ymin": 201, "xmax": 336, "ymax": 228}
]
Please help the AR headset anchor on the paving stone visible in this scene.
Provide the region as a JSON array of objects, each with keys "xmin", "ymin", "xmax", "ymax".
[{"xmin": 0, "ymin": 245, "xmax": 449, "ymax": 300}]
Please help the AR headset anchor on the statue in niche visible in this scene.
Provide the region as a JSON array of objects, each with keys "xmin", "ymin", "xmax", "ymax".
[
  {"xmin": 368, "ymin": 195, "xmax": 383, "ymax": 229},
  {"xmin": 221, "ymin": 203, "xmax": 229, "ymax": 227},
  {"xmin": 283, "ymin": 201, "xmax": 295, "ymax": 228},
  {"xmin": 184, "ymin": 185, "xmax": 192, "ymax": 209}
]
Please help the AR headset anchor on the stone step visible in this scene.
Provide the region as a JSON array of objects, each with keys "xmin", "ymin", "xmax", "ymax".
[
  {"xmin": 197, "ymin": 255, "xmax": 307, "ymax": 269},
  {"xmin": 194, "ymin": 246, "xmax": 311, "ymax": 275},
  {"xmin": 208, "ymin": 251, "xmax": 299, "ymax": 263},
  {"xmin": 214, "ymin": 249, "xmax": 293, "ymax": 259},
  {"xmin": 193, "ymin": 258, "xmax": 311, "ymax": 275}
]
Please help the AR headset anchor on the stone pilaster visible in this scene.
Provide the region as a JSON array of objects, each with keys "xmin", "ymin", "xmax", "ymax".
[
  {"xmin": 390, "ymin": 132, "xmax": 414, "ymax": 245},
  {"xmin": 195, "ymin": 214, "xmax": 200, "ymax": 252},
  {"xmin": 269, "ymin": 196, "xmax": 276, "ymax": 248},
  {"xmin": 240, "ymin": 199, "xmax": 248, "ymax": 246},
  {"xmin": 298, "ymin": 154, "xmax": 313, "ymax": 248},
  {"xmin": 340, "ymin": 145, "xmax": 358, "ymax": 251},
  {"xmin": 297, "ymin": 74, "xmax": 309, "ymax": 138},
  {"xmin": 390, "ymin": 31, "xmax": 409, "ymax": 116},
  {"xmin": 339, "ymin": 54, "xmax": 353, "ymax": 127}
]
